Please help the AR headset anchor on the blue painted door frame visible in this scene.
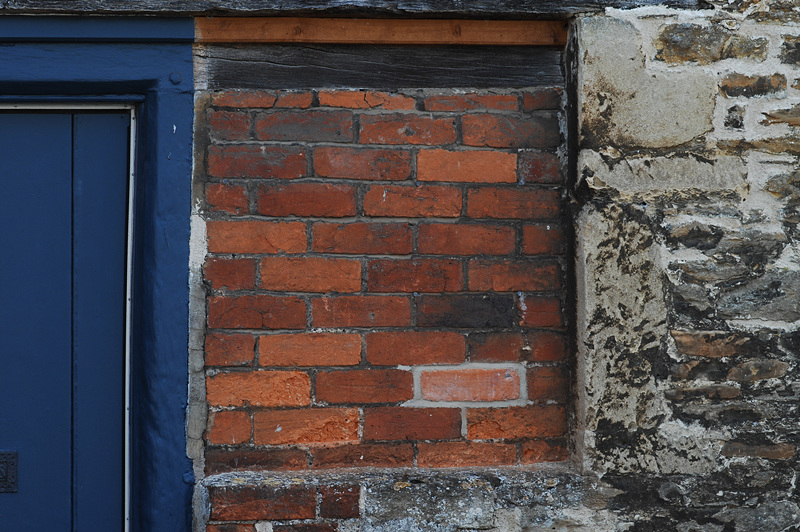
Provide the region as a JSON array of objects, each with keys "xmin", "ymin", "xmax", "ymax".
[{"xmin": 0, "ymin": 17, "xmax": 194, "ymax": 531}]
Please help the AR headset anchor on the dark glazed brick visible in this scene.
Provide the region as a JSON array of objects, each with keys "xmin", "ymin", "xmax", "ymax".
[
  {"xmin": 208, "ymin": 484, "xmax": 315, "ymax": 521},
  {"xmin": 204, "ymin": 448, "xmax": 307, "ymax": 475},
  {"xmin": 417, "ymin": 294, "xmax": 516, "ymax": 328},
  {"xmin": 320, "ymin": 484, "xmax": 361, "ymax": 518},
  {"xmin": 273, "ymin": 525, "xmax": 337, "ymax": 532},
  {"xmin": 255, "ymin": 110, "xmax": 354, "ymax": 142},
  {"xmin": 311, "ymin": 443, "xmax": 414, "ymax": 469}
]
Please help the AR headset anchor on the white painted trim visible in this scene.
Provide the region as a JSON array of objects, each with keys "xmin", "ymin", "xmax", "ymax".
[{"xmin": 0, "ymin": 102, "xmax": 135, "ymax": 110}]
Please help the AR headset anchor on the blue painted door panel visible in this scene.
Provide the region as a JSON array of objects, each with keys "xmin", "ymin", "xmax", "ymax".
[{"xmin": 0, "ymin": 111, "xmax": 130, "ymax": 531}]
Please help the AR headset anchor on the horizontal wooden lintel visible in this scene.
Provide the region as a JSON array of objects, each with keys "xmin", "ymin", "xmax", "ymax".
[{"xmin": 196, "ymin": 17, "xmax": 568, "ymax": 46}]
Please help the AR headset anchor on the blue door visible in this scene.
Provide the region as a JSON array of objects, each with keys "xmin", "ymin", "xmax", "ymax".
[{"xmin": 0, "ymin": 110, "xmax": 131, "ymax": 531}]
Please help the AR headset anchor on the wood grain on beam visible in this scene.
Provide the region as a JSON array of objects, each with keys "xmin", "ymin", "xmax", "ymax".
[{"xmin": 196, "ymin": 18, "xmax": 568, "ymax": 46}]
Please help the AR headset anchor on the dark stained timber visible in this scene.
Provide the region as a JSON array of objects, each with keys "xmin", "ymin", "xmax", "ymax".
[
  {"xmin": 0, "ymin": 0, "xmax": 708, "ymax": 17},
  {"xmin": 201, "ymin": 44, "xmax": 564, "ymax": 89}
]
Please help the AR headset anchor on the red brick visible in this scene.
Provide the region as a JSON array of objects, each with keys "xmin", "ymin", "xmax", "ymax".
[
  {"xmin": 208, "ymin": 295, "xmax": 307, "ymax": 330},
  {"xmin": 312, "ymin": 296, "xmax": 411, "ymax": 327},
  {"xmin": 417, "ymin": 294, "xmax": 515, "ymax": 328},
  {"xmin": 256, "ymin": 110, "xmax": 354, "ymax": 142},
  {"xmin": 206, "ymin": 410, "xmax": 251, "ymax": 445},
  {"xmin": 528, "ymin": 366, "xmax": 568, "ymax": 402},
  {"xmin": 316, "ymin": 369, "xmax": 413, "ymax": 404},
  {"xmin": 462, "ymin": 113, "xmax": 560, "ymax": 149},
  {"xmin": 522, "ymin": 224, "xmax": 566, "ymax": 255},
  {"xmin": 259, "ymin": 256, "xmax": 361, "ymax": 293},
  {"xmin": 208, "ymin": 145, "xmax": 307, "ymax": 179},
  {"xmin": 420, "ymin": 368, "xmax": 520, "ymax": 402},
  {"xmin": 367, "ymin": 259, "xmax": 463, "ymax": 292},
  {"xmin": 312, "ymin": 222, "xmax": 413, "ymax": 254},
  {"xmin": 467, "ymin": 187, "xmax": 560, "ymax": 219},
  {"xmin": 417, "ymin": 149, "xmax": 517, "ymax": 183},
  {"xmin": 366, "ymin": 331, "xmax": 465, "ymax": 365},
  {"xmin": 468, "ymin": 261, "xmax": 561, "ymax": 292},
  {"xmin": 257, "ymin": 182, "xmax": 356, "ymax": 217},
  {"xmin": 254, "ymin": 408, "xmax": 359, "ymax": 445},
  {"xmin": 360, "ymin": 114, "xmax": 456, "ymax": 145},
  {"xmin": 207, "ymin": 371, "xmax": 310, "ymax": 407},
  {"xmin": 311, "ymin": 443, "xmax": 414, "ymax": 469},
  {"xmin": 364, "ymin": 407, "xmax": 461, "ymax": 441},
  {"xmin": 319, "ymin": 484, "xmax": 361, "ymax": 518},
  {"xmin": 275, "ymin": 91, "xmax": 314, "ymax": 108},
  {"xmin": 424, "ymin": 93, "xmax": 519, "ymax": 112},
  {"xmin": 469, "ymin": 332, "xmax": 566, "ymax": 363},
  {"xmin": 517, "ymin": 296, "xmax": 562, "ymax": 328},
  {"xmin": 467, "ymin": 405, "xmax": 566, "ymax": 439},
  {"xmin": 208, "ymin": 484, "xmax": 315, "ymax": 521},
  {"xmin": 208, "ymin": 109, "xmax": 251, "ymax": 141},
  {"xmin": 519, "ymin": 150, "xmax": 561, "ymax": 184},
  {"xmin": 314, "ymin": 146, "xmax": 412, "ymax": 181},
  {"xmin": 207, "ymin": 525, "xmax": 256, "ymax": 532},
  {"xmin": 205, "ymin": 447, "xmax": 308, "ymax": 474},
  {"xmin": 319, "ymin": 90, "xmax": 415, "ymax": 110},
  {"xmin": 206, "ymin": 220, "xmax": 306, "ymax": 254},
  {"xmin": 417, "ymin": 442, "xmax": 517, "ymax": 467},
  {"xmin": 273, "ymin": 526, "xmax": 337, "ymax": 532},
  {"xmin": 521, "ymin": 439, "xmax": 568, "ymax": 463},
  {"xmin": 523, "ymin": 88, "xmax": 563, "ymax": 111},
  {"xmin": 206, "ymin": 333, "xmax": 256, "ymax": 367},
  {"xmin": 205, "ymin": 257, "xmax": 257, "ymax": 290},
  {"xmin": 213, "ymin": 90, "xmax": 277, "ymax": 108},
  {"xmin": 206, "ymin": 183, "xmax": 249, "ymax": 215},
  {"xmin": 417, "ymin": 223, "xmax": 515, "ymax": 256},
  {"xmin": 259, "ymin": 333, "xmax": 361, "ymax": 367},
  {"xmin": 363, "ymin": 185, "xmax": 462, "ymax": 217}
]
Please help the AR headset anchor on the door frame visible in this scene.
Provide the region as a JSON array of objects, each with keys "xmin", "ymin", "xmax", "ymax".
[{"xmin": 0, "ymin": 17, "xmax": 194, "ymax": 531}]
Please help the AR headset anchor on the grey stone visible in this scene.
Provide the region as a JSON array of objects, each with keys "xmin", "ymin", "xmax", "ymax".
[
  {"xmin": 718, "ymin": 271, "xmax": 800, "ymax": 321},
  {"xmin": 714, "ymin": 501, "xmax": 800, "ymax": 532}
]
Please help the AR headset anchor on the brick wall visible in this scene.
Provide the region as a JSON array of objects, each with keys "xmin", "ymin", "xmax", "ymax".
[{"xmin": 200, "ymin": 87, "xmax": 568, "ymax": 527}]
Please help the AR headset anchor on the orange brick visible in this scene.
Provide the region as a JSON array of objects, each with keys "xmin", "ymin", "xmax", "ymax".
[
  {"xmin": 208, "ymin": 109, "xmax": 251, "ymax": 141},
  {"xmin": 257, "ymin": 182, "xmax": 356, "ymax": 217},
  {"xmin": 316, "ymin": 369, "xmax": 413, "ymax": 404},
  {"xmin": 424, "ymin": 93, "xmax": 518, "ymax": 112},
  {"xmin": 207, "ymin": 295, "xmax": 307, "ymax": 330},
  {"xmin": 468, "ymin": 261, "xmax": 561, "ymax": 292},
  {"xmin": 467, "ymin": 405, "xmax": 566, "ymax": 439},
  {"xmin": 462, "ymin": 113, "xmax": 560, "ymax": 149},
  {"xmin": 469, "ymin": 332, "xmax": 566, "ymax": 363},
  {"xmin": 417, "ymin": 149, "xmax": 517, "ymax": 183},
  {"xmin": 366, "ymin": 331, "xmax": 465, "ymax": 365},
  {"xmin": 207, "ymin": 145, "xmax": 306, "ymax": 179},
  {"xmin": 275, "ymin": 91, "xmax": 313, "ymax": 108},
  {"xmin": 312, "ymin": 222, "xmax": 413, "ymax": 255},
  {"xmin": 207, "ymin": 371, "xmax": 310, "ymax": 407},
  {"xmin": 521, "ymin": 439, "xmax": 568, "ymax": 463},
  {"xmin": 259, "ymin": 256, "xmax": 361, "ymax": 293},
  {"xmin": 206, "ymin": 333, "xmax": 256, "ymax": 366},
  {"xmin": 467, "ymin": 187, "xmax": 560, "ymax": 219},
  {"xmin": 213, "ymin": 90, "xmax": 277, "ymax": 108},
  {"xmin": 206, "ymin": 410, "xmax": 251, "ymax": 445},
  {"xmin": 417, "ymin": 223, "xmax": 515, "ymax": 256},
  {"xmin": 522, "ymin": 224, "xmax": 566, "ymax": 255},
  {"xmin": 204, "ymin": 257, "xmax": 257, "ymax": 291},
  {"xmin": 420, "ymin": 368, "xmax": 520, "ymax": 402},
  {"xmin": 259, "ymin": 333, "xmax": 361, "ymax": 367},
  {"xmin": 319, "ymin": 90, "xmax": 415, "ymax": 110},
  {"xmin": 314, "ymin": 146, "xmax": 412, "ymax": 181},
  {"xmin": 206, "ymin": 183, "xmax": 249, "ymax": 215},
  {"xmin": 360, "ymin": 114, "xmax": 456, "ymax": 145},
  {"xmin": 363, "ymin": 407, "xmax": 461, "ymax": 441},
  {"xmin": 311, "ymin": 296, "xmax": 411, "ymax": 327},
  {"xmin": 206, "ymin": 220, "xmax": 306, "ymax": 254},
  {"xmin": 254, "ymin": 408, "xmax": 359, "ymax": 445},
  {"xmin": 528, "ymin": 366, "xmax": 568, "ymax": 402},
  {"xmin": 367, "ymin": 259, "xmax": 463, "ymax": 292},
  {"xmin": 417, "ymin": 442, "xmax": 517, "ymax": 467},
  {"xmin": 517, "ymin": 295, "xmax": 562, "ymax": 328},
  {"xmin": 363, "ymin": 185, "xmax": 462, "ymax": 217}
]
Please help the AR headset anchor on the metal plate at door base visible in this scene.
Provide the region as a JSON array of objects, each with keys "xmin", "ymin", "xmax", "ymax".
[{"xmin": 0, "ymin": 451, "xmax": 18, "ymax": 492}]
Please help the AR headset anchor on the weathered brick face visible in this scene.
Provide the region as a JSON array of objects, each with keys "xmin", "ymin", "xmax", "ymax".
[
  {"xmin": 200, "ymin": 86, "xmax": 568, "ymax": 531},
  {"xmin": 201, "ymin": 88, "xmax": 568, "ymax": 485}
]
